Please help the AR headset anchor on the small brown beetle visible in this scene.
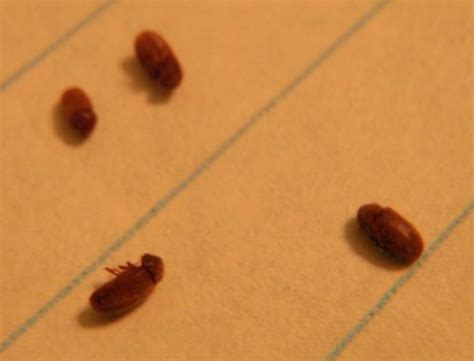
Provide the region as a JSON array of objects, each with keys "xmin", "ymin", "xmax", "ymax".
[
  {"xmin": 357, "ymin": 204, "xmax": 424, "ymax": 264},
  {"xmin": 90, "ymin": 254, "xmax": 164, "ymax": 316},
  {"xmin": 61, "ymin": 87, "xmax": 97, "ymax": 136},
  {"xmin": 134, "ymin": 30, "xmax": 183, "ymax": 89}
]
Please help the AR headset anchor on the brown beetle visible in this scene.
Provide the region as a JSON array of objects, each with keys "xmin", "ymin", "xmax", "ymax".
[
  {"xmin": 90, "ymin": 254, "xmax": 164, "ymax": 316},
  {"xmin": 357, "ymin": 204, "xmax": 424, "ymax": 264},
  {"xmin": 134, "ymin": 30, "xmax": 182, "ymax": 89},
  {"xmin": 61, "ymin": 87, "xmax": 97, "ymax": 135}
]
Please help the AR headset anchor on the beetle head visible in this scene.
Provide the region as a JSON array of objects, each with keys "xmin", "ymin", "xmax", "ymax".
[
  {"xmin": 357, "ymin": 203, "xmax": 382, "ymax": 231},
  {"xmin": 141, "ymin": 254, "xmax": 164, "ymax": 283}
]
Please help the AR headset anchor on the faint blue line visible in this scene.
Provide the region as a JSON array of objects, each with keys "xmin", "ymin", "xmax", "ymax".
[
  {"xmin": 326, "ymin": 200, "xmax": 474, "ymax": 361},
  {"xmin": 0, "ymin": 0, "xmax": 117, "ymax": 92},
  {"xmin": 0, "ymin": 0, "xmax": 389, "ymax": 353}
]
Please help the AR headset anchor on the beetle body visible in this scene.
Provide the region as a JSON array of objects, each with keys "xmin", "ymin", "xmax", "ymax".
[
  {"xmin": 90, "ymin": 254, "xmax": 164, "ymax": 316},
  {"xmin": 357, "ymin": 204, "xmax": 423, "ymax": 264},
  {"xmin": 61, "ymin": 87, "xmax": 97, "ymax": 135},
  {"xmin": 135, "ymin": 31, "xmax": 182, "ymax": 89}
]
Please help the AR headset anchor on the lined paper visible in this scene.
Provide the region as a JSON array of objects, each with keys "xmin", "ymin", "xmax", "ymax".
[{"xmin": 1, "ymin": 1, "xmax": 472, "ymax": 360}]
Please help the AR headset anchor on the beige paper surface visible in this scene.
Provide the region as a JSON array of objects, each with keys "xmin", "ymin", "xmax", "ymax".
[{"xmin": 1, "ymin": 1, "xmax": 472, "ymax": 360}]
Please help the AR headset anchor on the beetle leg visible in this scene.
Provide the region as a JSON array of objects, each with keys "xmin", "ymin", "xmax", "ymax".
[
  {"xmin": 105, "ymin": 262, "xmax": 136, "ymax": 276},
  {"xmin": 105, "ymin": 267, "xmax": 120, "ymax": 276},
  {"xmin": 117, "ymin": 262, "xmax": 136, "ymax": 271}
]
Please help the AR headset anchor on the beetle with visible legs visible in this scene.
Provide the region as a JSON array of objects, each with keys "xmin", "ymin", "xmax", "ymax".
[{"xmin": 90, "ymin": 254, "xmax": 164, "ymax": 316}]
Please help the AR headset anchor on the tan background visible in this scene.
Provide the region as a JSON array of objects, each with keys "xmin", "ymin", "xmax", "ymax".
[{"xmin": 0, "ymin": 0, "xmax": 472, "ymax": 360}]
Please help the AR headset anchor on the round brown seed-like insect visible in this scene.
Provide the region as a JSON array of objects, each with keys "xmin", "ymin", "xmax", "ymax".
[
  {"xmin": 61, "ymin": 87, "xmax": 97, "ymax": 135},
  {"xmin": 357, "ymin": 204, "xmax": 423, "ymax": 264},
  {"xmin": 90, "ymin": 254, "xmax": 164, "ymax": 316},
  {"xmin": 135, "ymin": 30, "xmax": 183, "ymax": 89}
]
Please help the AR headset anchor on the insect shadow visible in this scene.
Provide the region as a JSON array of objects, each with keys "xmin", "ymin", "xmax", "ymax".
[
  {"xmin": 344, "ymin": 217, "xmax": 405, "ymax": 271},
  {"xmin": 52, "ymin": 102, "xmax": 87, "ymax": 146},
  {"xmin": 77, "ymin": 307, "xmax": 119, "ymax": 328},
  {"xmin": 77, "ymin": 303, "xmax": 143, "ymax": 328},
  {"xmin": 120, "ymin": 56, "xmax": 173, "ymax": 104}
]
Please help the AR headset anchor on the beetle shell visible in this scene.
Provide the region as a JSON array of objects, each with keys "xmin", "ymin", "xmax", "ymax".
[
  {"xmin": 134, "ymin": 31, "xmax": 182, "ymax": 89},
  {"xmin": 90, "ymin": 254, "xmax": 164, "ymax": 316},
  {"xmin": 61, "ymin": 87, "xmax": 97, "ymax": 135},
  {"xmin": 357, "ymin": 204, "xmax": 423, "ymax": 264}
]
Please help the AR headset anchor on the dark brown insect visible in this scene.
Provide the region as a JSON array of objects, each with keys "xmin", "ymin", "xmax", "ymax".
[
  {"xmin": 357, "ymin": 203, "xmax": 424, "ymax": 264},
  {"xmin": 90, "ymin": 254, "xmax": 164, "ymax": 316},
  {"xmin": 135, "ymin": 30, "xmax": 183, "ymax": 89},
  {"xmin": 61, "ymin": 87, "xmax": 97, "ymax": 135}
]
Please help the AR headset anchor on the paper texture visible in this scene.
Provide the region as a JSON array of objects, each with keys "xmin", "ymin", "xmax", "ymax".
[{"xmin": 1, "ymin": 1, "xmax": 472, "ymax": 360}]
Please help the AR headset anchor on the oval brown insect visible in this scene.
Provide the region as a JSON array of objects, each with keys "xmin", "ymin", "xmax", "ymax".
[
  {"xmin": 135, "ymin": 30, "xmax": 183, "ymax": 89},
  {"xmin": 61, "ymin": 87, "xmax": 97, "ymax": 135},
  {"xmin": 90, "ymin": 254, "xmax": 164, "ymax": 316},
  {"xmin": 357, "ymin": 203, "xmax": 424, "ymax": 264}
]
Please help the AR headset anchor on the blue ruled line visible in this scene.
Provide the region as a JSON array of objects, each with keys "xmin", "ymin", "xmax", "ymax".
[
  {"xmin": 0, "ymin": 0, "xmax": 389, "ymax": 353},
  {"xmin": 0, "ymin": 0, "xmax": 116, "ymax": 92},
  {"xmin": 326, "ymin": 200, "xmax": 474, "ymax": 360}
]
